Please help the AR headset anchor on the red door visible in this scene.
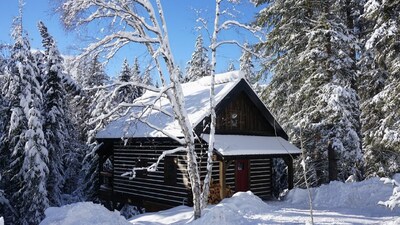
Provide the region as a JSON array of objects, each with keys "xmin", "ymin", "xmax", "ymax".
[{"xmin": 235, "ymin": 159, "xmax": 249, "ymax": 192}]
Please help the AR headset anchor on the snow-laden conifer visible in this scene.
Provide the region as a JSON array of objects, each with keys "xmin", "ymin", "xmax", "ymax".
[
  {"xmin": 359, "ymin": 0, "xmax": 400, "ymax": 177},
  {"xmin": 227, "ymin": 61, "xmax": 236, "ymax": 72},
  {"xmin": 3, "ymin": 9, "xmax": 49, "ymax": 224},
  {"xmin": 75, "ymin": 56, "xmax": 109, "ymax": 201},
  {"xmin": 38, "ymin": 21, "xmax": 75, "ymax": 206},
  {"xmin": 185, "ymin": 35, "xmax": 211, "ymax": 82},
  {"xmin": 256, "ymin": 0, "xmax": 363, "ymax": 185},
  {"xmin": 239, "ymin": 43, "xmax": 256, "ymax": 84}
]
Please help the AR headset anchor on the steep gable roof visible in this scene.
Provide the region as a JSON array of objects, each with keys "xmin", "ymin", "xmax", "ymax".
[{"xmin": 96, "ymin": 71, "xmax": 287, "ymax": 139}]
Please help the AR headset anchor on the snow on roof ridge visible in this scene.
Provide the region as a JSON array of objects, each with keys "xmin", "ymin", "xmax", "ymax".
[{"xmin": 196, "ymin": 70, "xmax": 243, "ymax": 86}]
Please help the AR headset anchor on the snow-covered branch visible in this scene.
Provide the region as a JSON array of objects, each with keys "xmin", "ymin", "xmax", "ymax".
[
  {"xmin": 122, "ymin": 146, "xmax": 188, "ymax": 178},
  {"xmin": 218, "ymin": 20, "xmax": 260, "ymax": 33},
  {"xmin": 378, "ymin": 177, "xmax": 400, "ymax": 210}
]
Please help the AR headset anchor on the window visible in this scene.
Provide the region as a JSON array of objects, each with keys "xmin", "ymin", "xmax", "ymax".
[
  {"xmin": 164, "ymin": 156, "xmax": 177, "ymax": 185},
  {"xmin": 237, "ymin": 161, "xmax": 244, "ymax": 171},
  {"xmin": 231, "ymin": 113, "xmax": 238, "ymax": 127}
]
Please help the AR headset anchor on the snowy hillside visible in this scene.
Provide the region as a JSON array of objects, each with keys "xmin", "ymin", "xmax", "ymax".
[{"xmin": 40, "ymin": 176, "xmax": 400, "ymax": 225}]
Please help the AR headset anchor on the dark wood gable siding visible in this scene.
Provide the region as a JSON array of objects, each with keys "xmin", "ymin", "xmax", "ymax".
[
  {"xmin": 216, "ymin": 91, "xmax": 275, "ymax": 135},
  {"xmin": 195, "ymin": 79, "xmax": 288, "ymax": 139}
]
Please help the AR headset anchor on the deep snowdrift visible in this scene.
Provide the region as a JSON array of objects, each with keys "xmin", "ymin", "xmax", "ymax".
[
  {"xmin": 40, "ymin": 202, "xmax": 131, "ymax": 225},
  {"xmin": 286, "ymin": 177, "xmax": 396, "ymax": 209},
  {"xmin": 40, "ymin": 176, "xmax": 400, "ymax": 225},
  {"xmin": 191, "ymin": 191, "xmax": 272, "ymax": 225}
]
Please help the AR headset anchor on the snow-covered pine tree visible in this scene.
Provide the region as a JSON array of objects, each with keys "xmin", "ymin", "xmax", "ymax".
[
  {"xmin": 113, "ymin": 58, "xmax": 135, "ymax": 104},
  {"xmin": 185, "ymin": 35, "xmax": 211, "ymax": 82},
  {"xmin": 38, "ymin": 21, "xmax": 73, "ymax": 206},
  {"xmin": 72, "ymin": 55, "xmax": 109, "ymax": 142},
  {"xmin": 76, "ymin": 56, "xmax": 109, "ymax": 201},
  {"xmin": 227, "ymin": 61, "xmax": 236, "ymax": 72},
  {"xmin": 0, "ymin": 78, "xmax": 8, "ymax": 217},
  {"xmin": 255, "ymin": 0, "xmax": 363, "ymax": 186},
  {"xmin": 0, "ymin": 44, "xmax": 11, "ymax": 218},
  {"xmin": 255, "ymin": 0, "xmax": 320, "ymax": 188},
  {"xmin": 3, "ymin": 8, "xmax": 49, "ymax": 224},
  {"xmin": 359, "ymin": 0, "xmax": 400, "ymax": 177},
  {"xmin": 131, "ymin": 57, "xmax": 143, "ymax": 97},
  {"xmin": 239, "ymin": 43, "xmax": 256, "ymax": 84}
]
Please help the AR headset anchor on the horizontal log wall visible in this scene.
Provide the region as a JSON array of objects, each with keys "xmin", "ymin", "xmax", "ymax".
[
  {"xmin": 100, "ymin": 138, "xmax": 274, "ymax": 208},
  {"xmin": 249, "ymin": 158, "xmax": 272, "ymax": 199},
  {"xmin": 110, "ymin": 139, "xmax": 219, "ymax": 207},
  {"xmin": 113, "ymin": 139, "xmax": 187, "ymax": 206}
]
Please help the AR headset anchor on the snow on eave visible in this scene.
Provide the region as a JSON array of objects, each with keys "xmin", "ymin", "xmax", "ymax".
[{"xmin": 201, "ymin": 134, "xmax": 301, "ymax": 156}]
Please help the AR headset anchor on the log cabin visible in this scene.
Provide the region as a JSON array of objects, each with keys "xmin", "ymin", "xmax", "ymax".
[{"xmin": 95, "ymin": 71, "xmax": 301, "ymax": 211}]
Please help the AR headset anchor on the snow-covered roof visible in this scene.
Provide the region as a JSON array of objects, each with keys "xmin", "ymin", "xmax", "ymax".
[
  {"xmin": 96, "ymin": 71, "xmax": 243, "ymax": 139},
  {"xmin": 201, "ymin": 134, "xmax": 301, "ymax": 156}
]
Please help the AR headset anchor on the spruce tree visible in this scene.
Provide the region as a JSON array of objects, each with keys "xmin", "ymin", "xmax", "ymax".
[
  {"xmin": 256, "ymin": 0, "xmax": 363, "ymax": 185},
  {"xmin": 71, "ymin": 55, "xmax": 109, "ymax": 201},
  {"xmin": 38, "ymin": 21, "xmax": 73, "ymax": 206},
  {"xmin": 239, "ymin": 43, "xmax": 256, "ymax": 84},
  {"xmin": 3, "ymin": 12, "xmax": 49, "ymax": 224},
  {"xmin": 359, "ymin": 0, "xmax": 400, "ymax": 176},
  {"xmin": 185, "ymin": 35, "xmax": 211, "ymax": 82},
  {"xmin": 112, "ymin": 58, "xmax": 140, "ymax": 104},
  {"xmin": 227, "ymin": 61, "xmax": 236, "ymax": 72}
]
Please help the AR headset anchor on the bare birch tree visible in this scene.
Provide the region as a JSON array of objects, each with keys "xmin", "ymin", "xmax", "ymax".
[{"xmin": 60, "ymin": 0, "xmax": 261, "ymax": 219}]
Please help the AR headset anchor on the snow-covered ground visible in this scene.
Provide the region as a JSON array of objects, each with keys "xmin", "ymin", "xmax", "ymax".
[{"xmin": 40, "ymin": 176, "xmax": 400, "ymax": 225}]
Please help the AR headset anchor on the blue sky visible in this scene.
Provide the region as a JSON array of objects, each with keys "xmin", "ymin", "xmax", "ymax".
[{"xmin": 0, "ymin": 0, "xmax": 261, "ymax": 78}]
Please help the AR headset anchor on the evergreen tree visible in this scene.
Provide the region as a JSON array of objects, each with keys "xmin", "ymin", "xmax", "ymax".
[
  {"xmin": 359, "ymin": 0, "xmax": 400, "ymax": 177},
  {"xmin": 113, "ymin": 57, "xmax": 142, "ymax": 104},
  {"xmin": 227, "ymin": 61, "xmax": 236, "ymax": 72},
  {"xmin": 239, "ymin": 43, "xmax": 256, "ymax": 84},
  {"xmin": 131, "ymin": 57, "xmax": 143, "ymax": 97},
  {"xmin": 3, "ymin": 12, "xmax": 49, "ymax": 224},
  {"xmin": 72, "ymin": 55, "xmax": 109, "ymax": 141},
  {"xmin": 185, "ymin": 35, "xmax": 211, "ymax": 82},
  {"xmin": 70, "ymin": 55, "xmax": 109, "ymax": 201},
  {"xmin": 142, "ymin": 65, "xmax": 153, "ymax": 87},
  {"xmin": 114, "ymin": 58, "xmax": 134, "ymax": 103},
  {"xmin": 256, "ymin": 0, "xmax": 363, "ymax": 185},
  {"xmin": 38, "ymin": 21, "xmax": 73, "ymax": 206}
]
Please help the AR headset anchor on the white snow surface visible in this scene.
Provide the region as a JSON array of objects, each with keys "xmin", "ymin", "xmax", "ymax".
[
  {"xmin": 40, "ymin": 202, "xmax": 131, "ymax": 225},
  {"xmin": 40, "ymin": 176, "xmax": 400, "ymax": 224},
  {"xmin": 130, "ymin": 177, "xmax": 400, "ymax": 224},
  {"xmin": 201, "ymin": 134, "xmax": 301, "ymax": 156},
  {"xmin": 96, "ymin": 71, "xmax": 243, "ymax": 138}
]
